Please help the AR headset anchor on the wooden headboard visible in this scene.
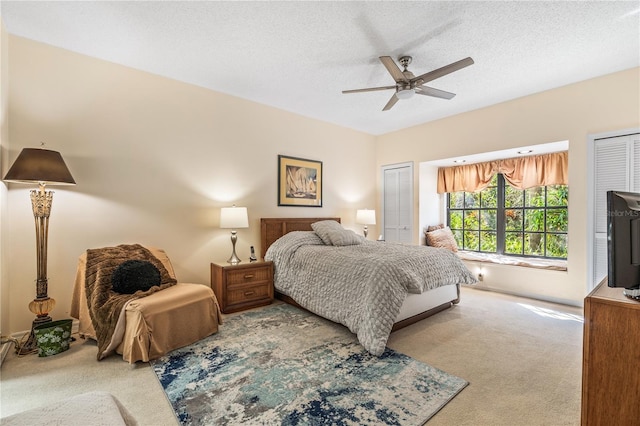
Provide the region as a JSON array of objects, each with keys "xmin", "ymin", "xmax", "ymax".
[{"xmin": 260, "ymin": 217, "xmax": 341, "ymax": 258}]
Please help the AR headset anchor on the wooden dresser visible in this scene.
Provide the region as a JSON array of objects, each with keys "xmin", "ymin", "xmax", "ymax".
[
  {"xmin": 210, "ymin": 260, "xmax": 274, "ymax": 314},
  {"xmin": 581, "ymin": 278, "xmax": 640, "ymax": 426}
]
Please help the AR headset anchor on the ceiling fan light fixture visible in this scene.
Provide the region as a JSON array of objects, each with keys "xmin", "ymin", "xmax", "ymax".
[{"xmin": 396, "ymin": 88, "xmax": 415, "ymax": 100}]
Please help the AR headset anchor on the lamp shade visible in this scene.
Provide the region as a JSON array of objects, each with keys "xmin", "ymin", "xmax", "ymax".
[
  {"xmin": 356, "ymin": 209, "xmax": 376, "ymax": 225},
  {"xmin": 3, "ymin": 148, "xmax": 75, "ymax": 185},
  {"xmin": 220, "ymin": 206, "xmax": 249, "ymax": 229}
]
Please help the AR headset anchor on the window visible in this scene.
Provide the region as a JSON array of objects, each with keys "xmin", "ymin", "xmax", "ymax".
[{"xmin": 448, "ymin": 174, "xmax": 568, "ymax": 259}]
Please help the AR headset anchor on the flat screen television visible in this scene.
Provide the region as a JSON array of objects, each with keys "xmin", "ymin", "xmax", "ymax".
[{"xmin": 607, "ymin": 190, "xmax": 640, "ymax": 300}]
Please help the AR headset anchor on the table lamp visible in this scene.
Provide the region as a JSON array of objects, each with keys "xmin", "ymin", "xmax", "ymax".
[
  {"xmin": 356, "ymin": 209, "xmax": 376, "ymax": 238},
  {"xmin": 220, "ymin": 205, "xmax": 249, "ymax": 265}
]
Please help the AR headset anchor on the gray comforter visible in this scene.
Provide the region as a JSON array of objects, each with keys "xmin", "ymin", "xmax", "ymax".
[{"xmin": 265, "ymin": 231, "xmax": 476, "ymax": 355}]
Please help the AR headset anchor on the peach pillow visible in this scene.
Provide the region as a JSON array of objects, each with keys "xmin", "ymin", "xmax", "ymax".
[{"xmin": 425, "ymin": 226, "xmax": 459, "ymax": 252}]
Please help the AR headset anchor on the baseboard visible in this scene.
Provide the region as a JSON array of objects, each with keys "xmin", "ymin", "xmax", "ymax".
[{"xmin": 466, "ymin": 284, "xmax": 583, "ymax": 308}]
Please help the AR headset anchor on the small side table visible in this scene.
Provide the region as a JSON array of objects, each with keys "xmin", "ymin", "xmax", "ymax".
[{"xmin": 210, "ymin": 260, "xmax": 274, "ymax": 313}]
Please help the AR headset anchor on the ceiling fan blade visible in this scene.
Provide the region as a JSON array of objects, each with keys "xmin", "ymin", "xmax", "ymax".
[
  {"xmin": 342, "ymin": 85, "xmax": 397, "ymax": 94},
  {"xmin": 415, "ymin": 86, "xmax": 456, "ymax": 100},
  {"xmin": 412, "ymin": 57, "xmax": 474, "ymax": 85},
  {"xmin": 382, "ymin": 93, "xmax": 399, "ymax": 111},
  {"xmin": 379, "ymin": 56, "xmax": 408, "ymax": 83}
]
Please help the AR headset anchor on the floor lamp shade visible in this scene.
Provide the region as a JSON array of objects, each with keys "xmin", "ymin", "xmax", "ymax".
[
  {"xmin": 4, "ymin": 148, "xmax": 76, "ymax": 186},
  {"xmin": 220, "ymin": 206, "xmax": 249, "ymax": 265},
  {"xmin": 3, "ymin": 147, "xmax": 76, "ymax": 355}
]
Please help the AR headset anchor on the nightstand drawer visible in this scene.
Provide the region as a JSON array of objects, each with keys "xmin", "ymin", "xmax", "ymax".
[
  {"xmin": 227, "ymin": 282, "xmax": 271, "ymax": 306},
  {"xmin": 226, "ymin": 267, "xmax": 271, "ymax": 286}
]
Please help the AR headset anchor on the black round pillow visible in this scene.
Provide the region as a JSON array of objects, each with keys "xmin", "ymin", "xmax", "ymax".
[{"xmin": 112, "ymin": 260, "xmax": 161, "ymax": 294}]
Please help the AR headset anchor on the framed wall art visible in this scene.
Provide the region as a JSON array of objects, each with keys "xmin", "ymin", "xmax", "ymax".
[{"xmin": 278, "ymin": 155, "xmax": 322, "ymax": 207}]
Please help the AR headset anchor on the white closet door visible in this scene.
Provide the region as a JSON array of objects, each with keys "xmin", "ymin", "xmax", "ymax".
[
  {"xmin": 594, "ymin": 139, "xmax": 629, "ymax": 233},
  {"xmin": 382, "ymin": 163, "xmax": 413, "ymax": 243},
  {"xmin": 397, "ymin": 167, "xmax": 413, "ymax": 242},
  {"xmin": 593, "ymin": 134, "xmax": 639, "ymax": 286},
  {"xmin": 383, "ymin": 168, "xmax": 399, "ymax": 241}
]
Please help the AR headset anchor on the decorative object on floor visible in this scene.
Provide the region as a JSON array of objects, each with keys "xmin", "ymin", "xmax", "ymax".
[
  {"xmin": 356, "ymin": 208, "xmax": 376, "ymax": 238},
  {"xmin": 3, "ymin": 145, "xmax": 76, "ymax": 355},
  {"xmin": 33, "ymin": 318, "xmax": 73, "ymax": 357},
  {"xmin": 151, "ymin": 303, "xmax": 468, "ymax": 425},
  {"xmin": 278, "ymin": 155, "xmax": 322, "ymax": 207},
  {"xmin": 220, "ymin": 205, "xmax": 249, "ymax": 265}
]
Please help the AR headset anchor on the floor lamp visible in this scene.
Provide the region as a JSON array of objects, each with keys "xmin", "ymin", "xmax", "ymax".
[{"xmin": 3, "ymin": 147, "xmax": 76, "ymax": 354}]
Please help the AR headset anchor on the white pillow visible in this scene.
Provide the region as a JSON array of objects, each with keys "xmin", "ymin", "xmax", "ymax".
[{"xmin": 311, "ymin": 220, "xmax": 364, "ymax": 246}]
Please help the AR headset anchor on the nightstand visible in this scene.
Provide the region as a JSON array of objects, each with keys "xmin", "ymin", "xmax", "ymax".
[{"xmin": 210, "ymin": 261, "xmax": 274, "ymax": 313}]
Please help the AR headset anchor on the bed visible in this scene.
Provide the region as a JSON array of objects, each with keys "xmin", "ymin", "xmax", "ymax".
[{"xmin": 261, "ymin": 217, "xmax": 476, "ymax": 355}]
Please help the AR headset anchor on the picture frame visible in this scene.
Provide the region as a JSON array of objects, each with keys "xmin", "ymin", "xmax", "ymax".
[{"xmin": 278, "ymin": 155, "xmax": 322, "ymax": 207}]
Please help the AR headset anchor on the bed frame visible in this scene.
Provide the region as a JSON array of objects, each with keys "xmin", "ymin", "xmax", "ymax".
[{"xmin": 260, "ymin": 217, "xmax": 460, "ymax": 332}]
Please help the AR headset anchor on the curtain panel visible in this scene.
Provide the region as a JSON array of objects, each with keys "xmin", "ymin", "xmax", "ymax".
[{"xmin": 437, "ymin": 151, "xmax": 568, "ymax": 194}]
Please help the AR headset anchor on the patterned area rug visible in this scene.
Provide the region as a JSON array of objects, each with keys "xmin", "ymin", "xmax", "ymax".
[{"xmin": 151, "ymin": 303, "xmax": 467, "ymax": 425}]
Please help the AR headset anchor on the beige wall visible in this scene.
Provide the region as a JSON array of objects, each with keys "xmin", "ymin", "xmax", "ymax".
[
  {"xmin": 3, "ymin": 35, "xmax": 376, "ymax": 334},
  {"xmin": 377, "ymin": 67, "xmax": 640, "ymax": 306},
  {"xmin": 3, "ymin": 32, "xmax": 638, "ymax": 333}
]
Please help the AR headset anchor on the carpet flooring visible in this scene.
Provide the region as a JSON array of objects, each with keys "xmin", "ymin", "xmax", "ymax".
[{"xmin": 0, "ymin": 287, "xmax": 584, "ymax": 425}]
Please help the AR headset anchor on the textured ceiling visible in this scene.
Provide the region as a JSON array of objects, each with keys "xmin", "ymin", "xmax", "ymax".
[{"xmin": 1, "ymin": 1, "xmax": 639, "ymax": 135}]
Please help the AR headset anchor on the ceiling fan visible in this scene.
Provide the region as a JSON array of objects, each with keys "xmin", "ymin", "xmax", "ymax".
[{"xmin": 342, "ymin": 55, "xmax": 474, "ymax": 111}]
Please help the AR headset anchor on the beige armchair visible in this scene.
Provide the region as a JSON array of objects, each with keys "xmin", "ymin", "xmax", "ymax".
[{"xmin": 70, "ymin": 245, "xmax": 221, "ymax": 363}]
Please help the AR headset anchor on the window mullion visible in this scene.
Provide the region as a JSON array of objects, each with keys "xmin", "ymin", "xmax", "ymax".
[
  {"xmin": 497, "ymin": 174, "xmax": 506, "ymax": 254},
  {"xmin": 543, "ymin": 186, "xmax": 548, "ymax": 257}
]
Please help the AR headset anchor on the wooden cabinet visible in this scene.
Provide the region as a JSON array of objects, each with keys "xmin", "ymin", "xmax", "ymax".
[
  {"xmin": 210, "ymin": 261, "xmax": 274, "ymax": 313},
  {"xmin": 581, "ymin": 278, "xmax": 640, "ymax": 426}
]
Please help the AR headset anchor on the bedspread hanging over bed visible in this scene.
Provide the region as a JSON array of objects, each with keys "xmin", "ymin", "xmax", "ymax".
[{"xmin": 265, "ymin": 231, "xmax": 476, "ymax": 355}]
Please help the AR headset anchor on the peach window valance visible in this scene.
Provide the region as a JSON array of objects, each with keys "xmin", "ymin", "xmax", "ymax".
[{"xmin": 437, "ymin": 151, "xmax": 568, "ymax": 194}]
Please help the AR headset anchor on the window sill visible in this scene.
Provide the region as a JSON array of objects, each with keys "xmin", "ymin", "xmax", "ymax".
[{"xmin": 457, "ymin": 250, "xmax": 567, "ymax": 271}]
